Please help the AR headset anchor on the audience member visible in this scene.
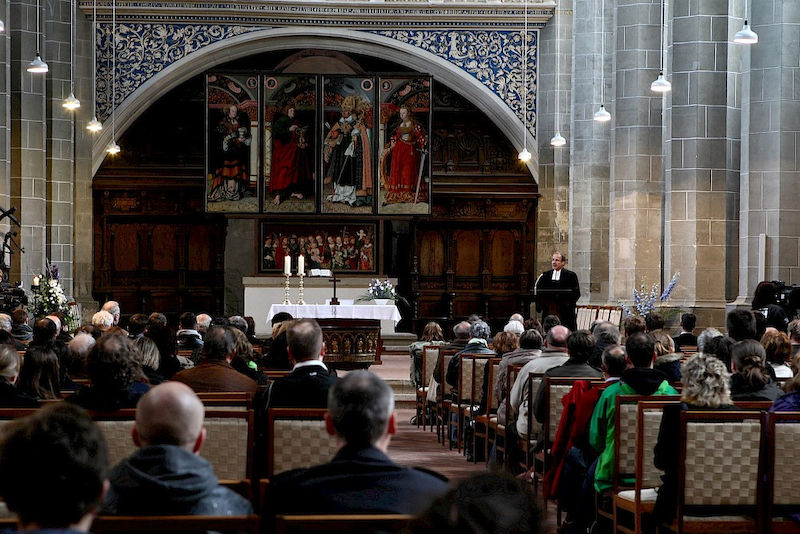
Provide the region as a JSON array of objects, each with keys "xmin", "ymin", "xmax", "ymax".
[
  {"xmin": 445, "ymin": 320, "xmax": 495, "ymax": 393},
  {"xmin": 50, "ymin": 311, "xmax": 72, "ymax": 343},
  {"xmin": 92, "ymin": 310, "xmax": 114, "ymax": 333},
  {"xmin": 175, "ymin": 312, "xmax": 204, "ymax": 356},
  {"xmin": 77, "ymin": 324, "xmax": 102, "ymax": 340},
  {"xmin": 265, "ymin": 371, "xmax": 448, "ymax": 519},
  {"xmin": 67, "ymin": 332, "xmax": 96, "ymax": 378},
  {"xmin": 600, "ymin": 344, "xmax": 627, "ymax": 382},
  {"xmin": 229, "ymin": 327, "xmax": 263, "ymax": 384},
  {"xmin": 730, "ymin": 339, "xmax": 782, "ymax": 401},
  {"xmin": 261, "ymin": 312, "xmax": 294, "ymax": 370},
  {"xmin": 761, "ymin": 330, "xmax": 793, "ymax": 379},
  {"xmin": 622, "ymin": 315, "xmax": 646, "ymax": 338},
  {"xmin": 228, "ymin": 315, "xmax": 248, "ymax": 334},
  {"xmin": 590, "ymin": 321, "xmax": 621, "ymax": 368},
  {"xmin": 532, "ymin": 330, "xmax": 602, "ymax": 424},
  {"xmin": 10, "ymin": 309, "xmax": 32, "ymax": 343},
  {"xmin": 493, "ymin": 331, "xmax": 519, "ymax": 356},
  {"xmin": 244, "ymin": 316, "xmax": 258, "ymax": 345},
  {"xmin": 651, "ymin": 329, "xmax": 681, "ymax": 382},
  {"xmin": 0, "ymin": 345, "xmax": 38, "ymax": 407},
  {"xmin": 503, "ymin": 320, "xmax": 524, "ymax": 337},
  {"xmin": 67, "ymin": 333, "xmax": 150, "ymax": 410},
  {"xmin": 589, "ymin": 332, "xmax": 677, "ymax": 494},
  {"xmin": 445, "ymin": 321, "xmax": 471, "ymax": 352},
  {"xmin": 653, "ymin": 354, "xmax": 735, "ymax": 524},
  {"xmin": 406, "ymin": 472, "xmax": 540, "ymax": 534},
  {"xmin": 133, "ymin": 336, "xmax": 163, "ymax": 385},
  {"xmin": 102, "ymin": 382, "xmax": 252, "ymax": 516},
  {"xmin": 509, "ymin": 313, "xmax": 525, "ymax": 325},
  {"xmin": 672, "ymin": 313, "xmax": 698, "ymax": 351},
  {"xmin": 524, "ymin": 318, "xmax": 543, "ymax": 335},
  {"xmin": 144, "ymin": 313, "xmax": 180, "ymax": 379},
  {"xmin": 0, "ymin": 403, "xmax": 109, "ymax": 533},
  {"xmin": 542, "ymin": 315, "xmax": 561, "ymax": 334},
  {"xmin": 789, "ymin": 320, "xmax": 800, "ymax": 359},
  {"xmin": 702, "ymin": 334, "xmax": 735, "ymax": 371},
  {"xmin": 0, "ymin": 313, "xmax": 26, "ymax": 350},
  {"xmin": 644, "ymin": 312, "xmax": 665, "ymax": 333},
  {"xmin": 727, "ymin": 309, "xmax": 757, "ymax": 341},
  {"xmin": 196, "ymin": 313, "xmax": 212, "ymax": 335},
  {"xmin": 17, "ymin": 345, "xmax": 60, "ymax": 400},
  {"xmin": 127, "ymin": 313, "xmax": 148, "ymax": 339},
  {"xmin": 697, "ymin": 327, "xmax": 722, "ymax": 353},
  {"xmin": 772, "ymin": 353, "xmax": 800, "ymax": 412},
  {"xmin": 408, "ymin": 321, "xmax": 446, "ymax": 388},
  {"xmin": 495, "ymin": 329, "xmax": 543, "ymax": 425},
  {"xmin": 102, "ymin": 300, "xmax": 122, "ymax": 327},
  {"xmin": 754, "ymin": 311, "xmax": 768, "ymax": 341},
  {"xmin": 172, "ymin": 326, "xmax": 257, "ymax": 395},
  {"xmin": 268, "ymin": 319, "xmax": 337, "ymax": 408}
]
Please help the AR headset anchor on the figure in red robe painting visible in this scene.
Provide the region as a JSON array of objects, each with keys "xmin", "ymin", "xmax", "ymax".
[
  {"xmin": 382, "ymin": 105, "xmax": 427, "ymax": 205},
  {"xmin": 269, "ymin": 105, "xmax": 313, "ymax": 205}
]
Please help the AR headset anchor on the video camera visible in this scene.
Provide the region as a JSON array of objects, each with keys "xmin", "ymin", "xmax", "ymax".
[
  {"xmin": 772, "ymin": 280, "xmax": 800, "ymax": 319},
  {"xmin": 0, "ymin": 281, "xmax": 27, "ymax": 314}
]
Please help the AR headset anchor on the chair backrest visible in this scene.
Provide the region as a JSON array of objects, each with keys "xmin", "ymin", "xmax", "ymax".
[
  {"xmin": 421, "ymin": 345, "xmax": 441, "ymax": 388},
  {"xmin": 732, "ymin": 400, "xmax": 773, "ymax": 411},
  {"xmin": 541, "ymin": 377, "xmax": 604, "ymax": 446},
  {"xmin": 267, "ymin": 408, "xmax": 337, "ymax": 477},
  {"xmin": 274, "ymin": 514, "xmax": 413, "ymax": 534},
  {"xmin": 576, "ymin": 307, "xmax": 598, "ymax": 330},
  {"xmin": 487, "ymin": 358, "xmax": 501, "ymax": 411},
  {"xmin": 466, "ymin": 356, "xmax": 500, "ymax": 414},
  {"xmin": 525, "ymin": 372, "xmax": 544, "ymax": 440},
  {"xmin": 636, "ymin": 400, "xmax": 679, "ymax": 492},
  {"xmin": 613, "ymin": 395, "xmax": 680, "ymax": 488},
  {"xmin": 456, "ymin": 352, "xmax": 493, "ymax": 404},
  {"xmin": 439, "ymin": 351, "xmax": 457, "ymax": 400},
  {"xmin": 678, "ymin": 411, "xmax": 765, "ymax": 514},
  {"xmin": 91, "ymin": 514, "xmax": 260, "ymax": 533},
  {"xmin": 200, "ymin": 409, "xmax": 254, "ymax": 481},
  {"xmin": 196, "ymin": 391, "xmax": 252, "ymax": 409},
  {"xmin": 768, "ymin": 411, "xmax": 800, "ymax": 509}
]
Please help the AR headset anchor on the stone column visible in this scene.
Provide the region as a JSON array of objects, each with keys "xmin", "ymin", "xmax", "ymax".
[
  {"xmin": 9, "ymin": 0, "xmax": 47, "ymax": 284},
  {"xmin": 738, "ymin": 0, "xmax": 800, "ymax": 301},
  {"xmin": 664, "ymin": 0, "xmax": 741, "ymax": 327},
  {"xmin": 0, "ymin": 0, "xmax": 10, "ymax": 242},
  {"xmin": 610, "ymin": 0, "xmax": 664, "ymax": 304},
  {"xmin": 569, "ymin": 0, "xmax": 612, "ymax": 304},
  {"xmin": 536, "ymin": 2, "xmax": 573, "ymax": 277}
]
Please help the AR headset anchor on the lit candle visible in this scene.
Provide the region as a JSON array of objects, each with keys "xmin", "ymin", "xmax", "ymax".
[
  {"xmin": 297, "ymin": 255, "xmax": 305, "ymax": 276},
  {"xmin": 284, "ymin": 255, "xmax": 292, "ymax": 275},
  {"xmin": 32, "ymin": 275, "xmax": 39, "ymax": 287}
]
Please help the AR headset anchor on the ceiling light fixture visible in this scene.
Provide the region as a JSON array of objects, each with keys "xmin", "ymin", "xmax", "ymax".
[
  {"xmin": 518, "ymin": 0, "xmax": 532, "ymax": 162},
  {"xmin": 27, "ymin": 0, "xmax": 48, "ymax": 73},
  {"xmin": 87, "ymin": 0, "xmax": 102, "ymax": 132},
  {"xmin": 593, "ymin": 0, "xmax": 611, "ymax": 122},
  {"xmin": 62, "ymin": 0, "xmax": 80, "ymax": 110},
  {"xmin": 106, "ymin": 0, "xmax": 119, "ymax": 154},
  {"xmin": 551, "ymin": 2, "xmax": 566, "ymax": 147},
  {"xmin": 733, "ymin": 0, "xmax": 758, "ymax": 44},
  {"xmin": 650, "ymin": 0, "xmax": 671, "ymax": 93}
]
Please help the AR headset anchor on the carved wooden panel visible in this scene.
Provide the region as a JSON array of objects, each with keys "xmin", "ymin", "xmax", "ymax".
[
  {"xmin": 490, "ymin": 230, "xmax": 515, "ymax": 277},
  {"xmin": 189, "ymin": 226, "xmax": 214, "ymax": 271},
  {"xmin": 112, "ymin": 225, "xmax": 140, "ymax": 272},
  {"xmin": 419, "ymin": 230, "xmax": 444, "ymax": 277},
  {"xmin": 454, "ymin": 230, "xmax": 480, "ymax": 277},
  {"xmin": 152, "ymin": 226, "xmax": 177, "ymax": 271}
]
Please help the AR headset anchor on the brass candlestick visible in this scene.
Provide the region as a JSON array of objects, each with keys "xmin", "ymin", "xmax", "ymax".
[
  {"xmin": 282, "ymin": 273, "xmax": 292, "ymax": 305},
  {"xmin": 297, "ymin": 273, "xmax": 306, "ymax": 305}
]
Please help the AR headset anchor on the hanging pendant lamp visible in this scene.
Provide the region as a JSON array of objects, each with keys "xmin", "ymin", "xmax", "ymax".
[
  {"xmin": 518, "ymin": 0, "xmax": 531, "ymax": 162},
  {"xmin": 106, "ymin": 0, "xmax": 120, "ymax": 154},
  {"xmin": 87, "ymin": 0, "xmax": 102, "ymax": 132},
  {"xmin": 650, "ymin": 0, "xmax": 671, "ymax": 93},
  {"xmin": 551, "ymin": 1, "xmax": 566, "ymax": 147},
  {"xmin": 27, "ymin": 0, "xmax": 48, "ymax": 73}
]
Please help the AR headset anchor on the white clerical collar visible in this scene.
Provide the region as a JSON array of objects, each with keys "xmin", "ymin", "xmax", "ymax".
[
  {"xmin": 293, "ymin": 359, "xmax": 328, "ymax": 372},
  {"xmin": 552, "ymin": 269, "xmax": 561, "ymax": 281}
]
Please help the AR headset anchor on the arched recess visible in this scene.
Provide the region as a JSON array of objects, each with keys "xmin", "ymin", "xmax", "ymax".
[{"xmin": 90, "ymin": 27, "xmax": 538, "ymax": 181}]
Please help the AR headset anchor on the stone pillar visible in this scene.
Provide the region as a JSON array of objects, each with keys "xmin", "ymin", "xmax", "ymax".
[
  {"xmin": 738, "ymin": 0, "xmax": 800, "ymax": 301},
  {"xmin": 664, "ymin": 0, "xmax": 741, "ymax": 327},
  {"xmin": 610, "ymin": 0, "xmax": 664, "ymax": 303},
  {"xmin": 0, "ymin": 0, "xmax": 10, "ymax": 243},
  {"xmin": 536, "ymin": 2, "xmax": 573, "ymax": 277},
  {"xmin": 569, "ymin": 0, "xmax": 612, "ymax": 304},
  {"xmin": 9, "ymin": 0, "xmax": 47, "ymax": 285}
]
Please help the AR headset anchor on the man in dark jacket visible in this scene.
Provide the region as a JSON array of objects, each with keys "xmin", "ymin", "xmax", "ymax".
[
  {"xmin": 102, "ymin": 381, "xmax": 252, "ymax": 516},
  {"xmin": 445, "ymin": 320, "xmax": 496, "ymax": 393},
  {"xmin": 268, "ymin": 319, "xmax": 338, "ymax": 408},
  {"xmin": 265, "ymin": 371, "xmax": 448, "ymax": 520}
]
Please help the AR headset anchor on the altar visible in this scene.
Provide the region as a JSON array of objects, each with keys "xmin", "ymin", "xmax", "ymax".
[{"xmin": 267, "ymin": 304, "xmax": 401, "ymax": 369}]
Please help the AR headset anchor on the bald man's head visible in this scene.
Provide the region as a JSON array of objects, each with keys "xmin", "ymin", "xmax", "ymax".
[
  {"xmin": 546, "ymin": 325, "xmax": 570, "ymax": 349},
  {"xmin": 134, "ymin": 382, "xmax": 205, "ymax": 452}
]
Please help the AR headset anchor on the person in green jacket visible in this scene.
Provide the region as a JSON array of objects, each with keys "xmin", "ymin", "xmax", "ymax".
[{"xmin": 589, "ymin": 331, "xmax": 678, "ymax": 493}]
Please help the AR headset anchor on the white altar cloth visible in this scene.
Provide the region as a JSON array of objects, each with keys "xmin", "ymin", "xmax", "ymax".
[{"xmin": 267, "ymin": 304, "xmax": 401, "ymax": 325}]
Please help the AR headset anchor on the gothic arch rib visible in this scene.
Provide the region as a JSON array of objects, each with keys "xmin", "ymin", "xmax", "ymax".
[{"xmin": 91, "ymin": 27, "xmax": 538, "ymax": 181}]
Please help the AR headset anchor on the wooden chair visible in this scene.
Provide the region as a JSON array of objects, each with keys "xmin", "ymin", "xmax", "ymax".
[
  {"xmin": 660, "ymin": 410, "xmax": 766, "ymax": 534},
  {"xmin": 91, "ymin": 515, "xmax": 260, "ymax": 533},
  {"xmin": 514, "ymin": 371, "xmax": 544, "ymax": 472},
  {"xmin": 415, "ymin": 344, "xmax": 441, "ymax": 430},
  {"xmin": 447, "ymin": 352, "xmax": 493, "ymax": 452},
  {"xmin": 196, "ymin": 391, "xmax": 253, "ymax": 409},
  {"xmin": 488, "ymin": 362, "xmax": 524, "ymax": 469},
  {"xmin": 472, "ymin": 357, "xmax": 501, "ymax": 463},
  {"xmin": 766, "ymin": 411, "xmax": 800, "ymax": 534},
  {"xmin": 266, "ymin": 408, "xmax": 338, "ymax": 477},
  {"xmin": 274, "ymin": 514, "xmax": 413, "ymax": 534},
  {"xmin": 436, "ymin": 350, "xmax": 457, "ymax": 445},
  {"xmin": 613, "ymin": 399, "xmax": 680, "ymax": 534}
]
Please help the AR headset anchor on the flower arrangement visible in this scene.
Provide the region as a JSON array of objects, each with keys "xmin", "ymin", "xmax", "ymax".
[
  {"xmin": 620, "ymin": 272, "xmax": 680, "ymax": 317},
  {"xmin": 356, "ymin": 278, "xmax": 406, "ymax": 304},
  {"xmin": 30, "ymin": 261, "xmax": 74, "ymax": 324}
]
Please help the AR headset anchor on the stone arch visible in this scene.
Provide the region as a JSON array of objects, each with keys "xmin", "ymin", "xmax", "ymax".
[{"xmin": 91, "ymin": 27, "xmax": 538, "ymax": 181}]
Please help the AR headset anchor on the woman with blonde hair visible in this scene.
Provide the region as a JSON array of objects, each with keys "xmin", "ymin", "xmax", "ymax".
[
  {"xmin": 653, "ymin": 354, "xmax": 735, "ymax": 523},
  {"xmin": 409, "ymin": 321, "xmax": 445, "ymax": 388},
  {"xmin": 134, "ymin": 336, "xmax": 163, "ymax": 385},
  {"xmin": 650, "ymin": 329, "xmax": 681, "ymax": 382}
]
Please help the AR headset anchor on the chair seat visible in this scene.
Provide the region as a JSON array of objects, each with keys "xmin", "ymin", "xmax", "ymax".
[{"xmin": 615, "ymin": 488, "xmax": 658, "ymax": 503}]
